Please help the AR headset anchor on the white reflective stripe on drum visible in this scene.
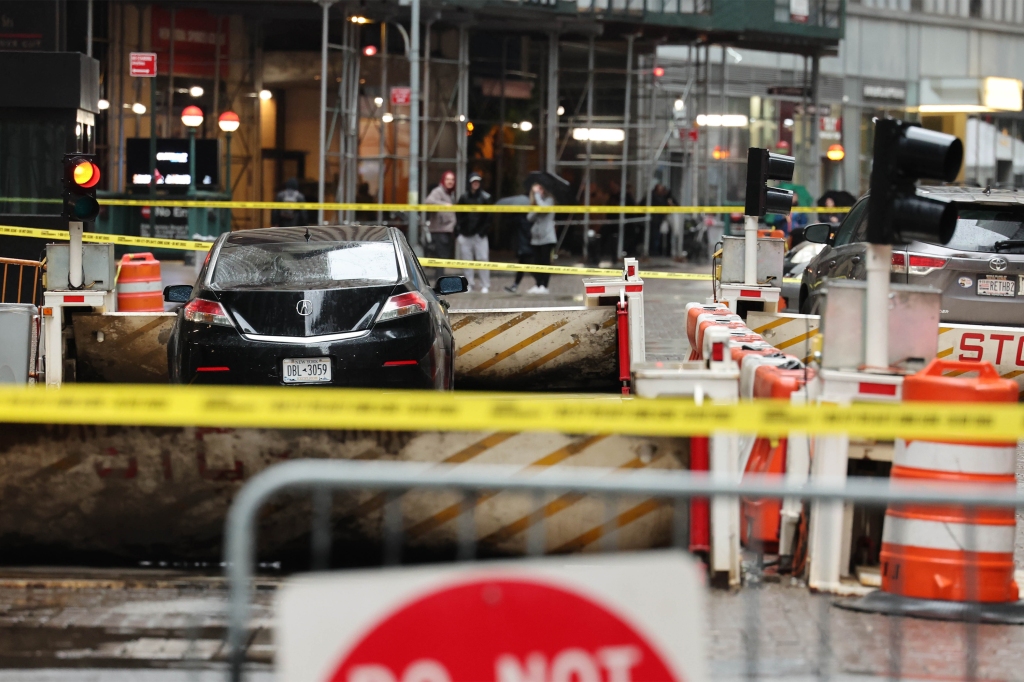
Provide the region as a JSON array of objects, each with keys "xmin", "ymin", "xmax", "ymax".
[
  {"xmin": 117, "ymin": 280, "xmax": 163, "ymax": 294},
  {"xmin": 882, "ymin": 516, "xmax": 1015, "ymax": 553},
  {"xmin": 894, "ymin": 439, "xmax": 1016, "ymax": 476}
]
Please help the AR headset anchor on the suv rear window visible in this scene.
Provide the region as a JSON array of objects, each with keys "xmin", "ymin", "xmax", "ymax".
[
  {"xmin": 211, "ymin": 241, "xmax": 400, "ymax": 290},
  {"xmin": 932, "ymin": 207, "xmax": 1024, "ymax": 252}
]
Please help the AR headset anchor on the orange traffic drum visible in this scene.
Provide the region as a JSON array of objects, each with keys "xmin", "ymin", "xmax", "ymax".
[{"xmin": 117, "ymin": 252, "xmax": 163, "ymax": 312}]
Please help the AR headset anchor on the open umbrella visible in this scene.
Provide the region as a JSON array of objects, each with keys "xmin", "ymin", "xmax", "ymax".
[
  {"xmin": 496, "ymin": 194, "xmax": 530, "ymax": 206},
  {"xmin": 817, "ymin": 189, "xmax": 857, "ymax": 207},
  {"xmin": 523, "ymin": 171, "xmax": 571, "ymax": 204}
]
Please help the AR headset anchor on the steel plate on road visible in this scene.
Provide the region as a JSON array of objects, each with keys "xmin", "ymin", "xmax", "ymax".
[
  {"xmin": 282, "ymin": 357, "xmax": 332, "ymax": 384},
  {"xmin": 978, "ymin": 276, "xmax": 1015, "ymax": 297}
]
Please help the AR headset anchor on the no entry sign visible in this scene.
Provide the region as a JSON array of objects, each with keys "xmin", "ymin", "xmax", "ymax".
[
  {"xmin": 130, "ymin": 52, "xmax": 157, "ymax": 77},
  {"xmin": 277, "ymin": 552, "xmax": 705, "ymax": 682}
]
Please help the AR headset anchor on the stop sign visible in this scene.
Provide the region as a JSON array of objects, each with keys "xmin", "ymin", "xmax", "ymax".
[{"xmin": 278, "ymin": 552, "xmax": 706, "ymax": 682}]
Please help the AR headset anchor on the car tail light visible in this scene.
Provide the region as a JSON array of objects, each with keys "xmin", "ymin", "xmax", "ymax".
[
  {"xmin": 183, "ymin": 298, "xmax": 233, "ymax": 327},
  {"xmin": 890, "ymin": 252, "xmax": 906, "ymax": 273},
  {"xmin": 377, "ymin": 291, "xmax": 428, "ymax": 322},
  {"xmin": 891, "ymin": 252, "xmax": 947, "ymax": 275}
]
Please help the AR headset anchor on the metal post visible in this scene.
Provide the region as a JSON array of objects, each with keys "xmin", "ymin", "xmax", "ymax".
[
  {"xmin": 546, "ymin": 33, "xmax": 559, "ymax": 173},
  {"xmin": 408, "ymin": 0, "xmax": 422, "ymax": 251},
  {"xmin": 718, "ymin": 44, "xmax": 727, "ymax": 207},
  {"xmin": 149, "ymin": 71, "xmax": 156, "ymax": 196},
  {"xmin": 618, "ymin": 35, "xmax": 634, "ymax": 259},
  {"xmin": 744, "ymin": 214, "xmax": 758, "ymax": 285},
  {"xmin": 456, "ymin": 27, "xmax": 468, "ymax": 196},
  {"xmin": 213, "ymin": 17, "xmax": 222, "ymax": 124},
  {"xmin": 116, "ymin": 4, "xmax": 125, "ymax": 191},
  {"xmin": 86, "ymin": 0, "xmax": 92, "ymax": 57},
  {"xmin": 421, "ymin": 21, "xmax": 432, "ymax": 209},
  {"xmin": 377, "ymin": 22, "xmax": 388, "ymax": 222},
  {"xmin": 864, "ymin": 243, "xmax": 891, "ymax": 369},
  {"xmin": 496, "ymin": 38, "xmax": 508, "ymax": 200},
  {"xmin": 317, "ymin": 1, "xmax": 336, "ymax": 226},
  {"xmin": 583, "ymin": 36, "xmax": 594, "ymax": 263},
  {"xmin": 188, "ymin": 127, "xmax": 196, "ymax": 196},
  {"xmin": 809, "ymin": 52, "xmax": 821, "ymax": 202},
  {"xmin": 167, "ymin": 9, "xmax": 175, "ymax": 138},
  {"xmin": 68, "ymin": 222, "xmax": 83, "ymax": 288},
  {"xmin": 225, "ymin": 132, "xmax": 232, "ymax": 195}
]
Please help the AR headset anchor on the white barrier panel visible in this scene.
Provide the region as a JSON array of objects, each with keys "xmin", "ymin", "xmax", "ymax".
[
  {"xmin": 277, "ymin": 551, "xmax": 707, "ymax": 682},
  {"xmin": 938, "ymin": 323, "xmax": 1024, "ymax": 389}
]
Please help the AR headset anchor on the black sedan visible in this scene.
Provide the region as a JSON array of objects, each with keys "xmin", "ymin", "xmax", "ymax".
[{"xmin": 164, "ymin": 225, "xmax": 467, "ymax": 389}]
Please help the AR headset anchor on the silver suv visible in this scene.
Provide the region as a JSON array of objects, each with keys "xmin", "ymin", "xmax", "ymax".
[{"xmin": 800, "ymin": 187, "xmax": 1024, "ymax": 326}]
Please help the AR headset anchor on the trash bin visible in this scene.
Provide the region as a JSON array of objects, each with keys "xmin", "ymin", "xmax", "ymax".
[{"xmin": 0, "ymin": 303, "xmax": 38, "ymax": 384}]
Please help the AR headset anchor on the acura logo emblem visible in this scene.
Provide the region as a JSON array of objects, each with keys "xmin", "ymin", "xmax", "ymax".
[
  {"xmin": 296, "ymin": 299, "xmax": 312, "ymax": 316},
  {"xmin": 990, "ymin": 257, "xmax": 1008, "ymax": 272}
]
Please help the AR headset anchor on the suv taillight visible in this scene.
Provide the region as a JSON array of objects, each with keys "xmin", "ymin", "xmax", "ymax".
[
  {"xmin": 891, "ymin": 252, "xmax": 947, "ymax": 275},
  {"xmin": 184, "ymin": 298, "xmax": 234, "ymax": 327},
  {"xmin": 377, "ymin": 291, "xmax": 428, "ymax": 322}
]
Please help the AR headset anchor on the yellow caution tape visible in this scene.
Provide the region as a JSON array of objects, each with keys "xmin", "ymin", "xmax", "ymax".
[
  {"xmin": 0, "ymin": 384, "xmax": 1018, "ymax": 442},
  {"xmin": 0, "ymin": 225, "xmax": 801, "ymax": 283},
  {"xmin": 0, "ymin": 195, "xmax": 849, "ymax": 214}
]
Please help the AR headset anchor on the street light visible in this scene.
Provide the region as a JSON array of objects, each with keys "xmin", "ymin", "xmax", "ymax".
[
  {"xmin": 190, "ymin": 85, "xmax": 204, "ymax": 98},
  {"xmin": 218, "ymin": 111, "xmax": 240, "ymax": 195},
  {"xmin": 259, "ymin": 89, "xmax": 273, "ymax": 101},
  {"xmin": 519, "ymin": 121, "xmax": 533, "ymax": 132},
  {"xmin": 181, "ymin": 105, "xmax": 204, "ymax": 196}
]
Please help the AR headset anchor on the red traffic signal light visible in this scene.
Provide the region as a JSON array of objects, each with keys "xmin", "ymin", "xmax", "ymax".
[
  {"xmin": 63, "ymin": 154, "xmax": 101, "ymax": 224},
  {"xmin": 72, "ymin": 161, "xmax": 101, "ymax": 189},
  {"xmin": 652, "ymin": 66, "xmax": 665, "ymax": 77}
]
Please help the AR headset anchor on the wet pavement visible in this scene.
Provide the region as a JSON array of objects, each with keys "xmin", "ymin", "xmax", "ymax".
[{"xmin": 2, "ymin": 567, "xmax": 1023, "ymax": 680}]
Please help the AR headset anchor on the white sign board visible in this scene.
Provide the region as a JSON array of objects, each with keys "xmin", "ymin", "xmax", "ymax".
[{"xmin": 277, "ymin": 551, "xmax": 706, "ymax": 682}]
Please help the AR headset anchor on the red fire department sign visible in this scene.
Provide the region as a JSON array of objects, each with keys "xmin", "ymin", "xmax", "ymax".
[
  {"xmin": 277, "ymin": 552, "xmax": 705, "ymax": 682},
  {"xmin": 130, "ymin": 52, "xmax": 157, "ymax": 77}
]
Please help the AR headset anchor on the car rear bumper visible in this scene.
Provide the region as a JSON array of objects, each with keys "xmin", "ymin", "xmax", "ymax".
[
  {"xmin": 174, "ymin": 316, "xmax": 441, "ymax": 388},
  {"xmin": 940, "ymin": 290, "xmax": 1024, "ymax": 327}
]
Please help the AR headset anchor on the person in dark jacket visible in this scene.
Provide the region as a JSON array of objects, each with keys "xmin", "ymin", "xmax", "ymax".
[
  {"xmin": 455, "ymin": 172, "xmax": 493, "ymax": 292},
  {"xmin": 271, "ymin": 178, "xmax": 308, "ymax": 227}
]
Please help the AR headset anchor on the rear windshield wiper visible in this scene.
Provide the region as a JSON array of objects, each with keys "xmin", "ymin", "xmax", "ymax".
[{"xmin": 994, "ymin": 240, "xmax": 1024, "ymax": 251}]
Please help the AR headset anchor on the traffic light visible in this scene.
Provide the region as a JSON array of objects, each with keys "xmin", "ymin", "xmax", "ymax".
[
  {"xmin": 868, "ymin": 118, "xmax": 963, "ymax": 245},
  {"xmin": 744, "ymin": 148, "xmax": 795, "ymax": 217},
  {"xmin": 62, "ymin": 153, "xmax": 101, "ymax": 225}
]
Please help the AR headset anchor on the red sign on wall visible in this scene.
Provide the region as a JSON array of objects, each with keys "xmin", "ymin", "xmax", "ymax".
[
  {"xmin": 390, "ymin": 87, "xmax": 412, "ymax": 106},
  {"xmin": 129, "ymin": 52, "xmax": 157, "ymax": 77},
  {"xmin": 150, "ymin": 7, "xmax": 228, "ymax": 78}
]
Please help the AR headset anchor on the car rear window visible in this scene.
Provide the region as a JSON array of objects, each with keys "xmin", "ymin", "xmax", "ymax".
[
  {"xmin": 935, "ymin": 207, "xmax": 1024, "ymax": 252},
  {"xmin": 210, "ymin": 241, "xmax": 400, "ymax": 290}
]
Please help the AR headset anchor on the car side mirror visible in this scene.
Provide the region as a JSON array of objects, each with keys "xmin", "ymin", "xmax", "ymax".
[
  {"xmin": 803, "ymin": 223, "xmax": 832, "ymax": 245},
  {"xmin": 433, "ymin": 275, "xmax": 469, "ymax": 295},
  {"xmin": 163, "ymin": 284, "xmax": 193, "ymax": 303}
]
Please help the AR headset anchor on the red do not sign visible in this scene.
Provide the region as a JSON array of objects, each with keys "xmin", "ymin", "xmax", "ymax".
[
  {"xmin": 329, "ymin": 579, "xmax": 678, "ymax": 682},
  {"xmin": 277, "ymin": 553, "xmax": 705, "ymax": 682}
]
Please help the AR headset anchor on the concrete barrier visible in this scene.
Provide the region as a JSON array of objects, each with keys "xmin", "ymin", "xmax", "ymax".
[{"xmin": 0, "ymin": 424, "xmax": 687, "ymax": 559}]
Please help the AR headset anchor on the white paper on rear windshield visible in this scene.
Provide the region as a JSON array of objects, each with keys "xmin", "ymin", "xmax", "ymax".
[{"xmin": 327, "ymin": 243, "xmax": 399, "ymax": 282}]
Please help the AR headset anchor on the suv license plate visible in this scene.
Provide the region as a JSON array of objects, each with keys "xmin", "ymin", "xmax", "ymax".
[
  {"xmin": 978, "ymin": 276, "xmax": 1015, "ymax": 297},
  {"xmin": 282, "ymin": 357, "xmax": 332, "ymax": 383}
]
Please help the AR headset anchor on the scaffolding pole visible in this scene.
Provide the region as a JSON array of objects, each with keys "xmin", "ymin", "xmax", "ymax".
[
  {"xmin": 617, "ymin": 34, "xmax": 634, "ymax": 259},
  {"xmin": 456, "ymin": 26, "xmax": 469, "ymax": 196},
  {"xmin": 583, "ymin": 35, "xmax": 594, "ymax": 263},
  {"xmin": 546, "ymin": 32, "xmax": 559, "ymax": 173}
]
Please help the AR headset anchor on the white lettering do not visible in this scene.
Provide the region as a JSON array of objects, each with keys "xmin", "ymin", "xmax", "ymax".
[{"xmin": 347, "ymin": 646, "xmax": 642, "ymax": 682}]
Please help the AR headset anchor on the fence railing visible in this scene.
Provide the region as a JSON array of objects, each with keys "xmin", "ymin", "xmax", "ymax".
[
  {"xmin": 224, "ymin": 459, "xmax": 1024, "ymax": 682},
  {"xmin": 0, "ymin": 256, "xmax": 43, "ymax": 305}
]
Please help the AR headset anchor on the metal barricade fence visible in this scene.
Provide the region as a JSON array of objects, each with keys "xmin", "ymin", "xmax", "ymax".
[
  {"xmin": 224, "ymin": 459, "xmax": 1024, "ymax": 682},
  {"xmin": 0, "ymin": 256, "xmax": 43, "ymax": 305}
]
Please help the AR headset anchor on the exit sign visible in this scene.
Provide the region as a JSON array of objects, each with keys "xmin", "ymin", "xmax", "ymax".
[{"xmin": 130, "ymin": 52, "xmax": 157, "ymax": 77}]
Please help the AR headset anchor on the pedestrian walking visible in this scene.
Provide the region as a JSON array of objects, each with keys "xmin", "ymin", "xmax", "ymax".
[
  {"xmin": 423, "ymin": 171, "xmax": 457, "ymax": 260},
  {"xmin": 270, "ymin": 178, "xmax": 308, "ymax": 227},
  {"xmin": 504, "ymin": 200, "xmax": 535, "ymax": 294},
  {"xmin": 455, "ymin": 172, "xmax": 493, "ymax": 293},
  {"xmin": 525, "ymin": 182, "xmax": 557, "ymax": 295}
]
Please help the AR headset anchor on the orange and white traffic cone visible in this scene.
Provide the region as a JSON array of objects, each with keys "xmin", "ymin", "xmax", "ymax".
[{"xmin": 880, "ymin": 359, "xmax": 1019, "ymax": 604}]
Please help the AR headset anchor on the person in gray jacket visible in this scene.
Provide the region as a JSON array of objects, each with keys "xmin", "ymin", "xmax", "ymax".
[
  {"xmin": 525, "ymin": 183, "xmax": 557, "ymax": 294},
  {"xmin": 423, "ymin": 171, "xmax": 457, "ymax": 259}
]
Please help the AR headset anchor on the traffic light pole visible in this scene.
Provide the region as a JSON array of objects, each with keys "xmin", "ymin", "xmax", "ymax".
[
  {"xmin": 864, "ymin": 243, "xmax": 891, "ymax": 369},
  {"xmin": 68, "ymin": 221, "xmax": 84, "ymax": 289},
  {"xmin": 744, "ymin": 215, "xmax": 758, "ymax": 285}
]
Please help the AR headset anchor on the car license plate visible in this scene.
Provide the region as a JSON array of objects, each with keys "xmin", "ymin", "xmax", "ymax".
[
  {"xmin": 282, "ymin": 357, "xmax": 332, "ymax": 384},
  {"xmin": 978, "ymin": 276, "xmax": 1015, "ymax": 297}
]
